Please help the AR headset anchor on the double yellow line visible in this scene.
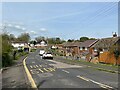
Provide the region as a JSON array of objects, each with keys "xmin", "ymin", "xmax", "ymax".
[{"xmin": 23, "ymin": 57, "xmax": 37, "ymax": 89}]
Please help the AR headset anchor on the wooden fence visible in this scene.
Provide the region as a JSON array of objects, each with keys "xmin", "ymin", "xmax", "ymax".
[{"xmin": 99, "ymin": 51, "xmax": 120, "ymax": 65}]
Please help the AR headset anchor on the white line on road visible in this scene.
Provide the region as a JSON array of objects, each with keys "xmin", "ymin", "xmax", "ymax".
[
  {"xmin": 62, "ymin": 70, "xmax": 70, "ymax": 73},
  {"xmin": 77, "ymin": 75, "xmax": 89, "ymax": 82},
  {"xmin": 36, "ymin": 65, "xmax": 39, "ymax": 68},
  {"xmin": 39, "ymin": 69, "xmax": 44, "ymax": 73},
  {"xmin": 77, "ymin": 75, "xmax": 113, "ymax": 89}
]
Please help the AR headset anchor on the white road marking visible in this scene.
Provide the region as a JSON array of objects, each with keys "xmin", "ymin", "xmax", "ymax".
[
  {"xmin": 62, "ymin": 70, "xmax": 70, "ymax": 73},
  {"xmin": 39, "ymin": 69, "xmax": 44, "ymax": 73},
  {"xmin": 39, "ymin": 65, "xmax": 42, "ymax": 67},
  {"xmin": 33, "ymin": 65, "xmax": 36, "ymax": 68},
  {"xmin": 30, "ymin": 65, "xmax": 33, "ymax": 68},
  {"xmin": 32, "ymin": 62, "xmax": 35, "ymax": 63},
  {"xmin": 77, "ymin": 75, "xmax": 113, "ymax": 89},
  {"xmin": 48, "ymin": 68, "xmax": 55, "ymax": 71},
  {"xmin": 90, "ymin": 79, "xmax": 113, "ymax": 89},
  {"xmin": 77, "ymin": 75, "xmax": 89, "ymax": 82},
  {"xmin": 36, "ymin": 65, "xmax": 39, "ymax": 68},
  {"xmin": 43, "ymin": 68, "xmax": 49, "ymax": 72}
]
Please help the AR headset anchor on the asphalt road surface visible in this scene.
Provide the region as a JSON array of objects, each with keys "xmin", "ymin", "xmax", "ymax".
[{"xmin": 25, "ymin": 49, "xmax": 118, "ymax": 89}]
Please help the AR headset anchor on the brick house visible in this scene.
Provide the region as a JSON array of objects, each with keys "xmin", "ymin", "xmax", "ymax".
[
  {"xmin": 93, "ymin": 35, "xmax": 120, "ymax": 64},
  {"xmin": 79, "ymin": 40, "xmax": 99, "ymax": 60},
  {"xmin": 62, "ymin": 42, "xmax": 82, "ymax": 57}
]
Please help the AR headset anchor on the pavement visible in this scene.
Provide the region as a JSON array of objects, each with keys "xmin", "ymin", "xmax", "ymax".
[
  {"xmin": 2, "ymin": 55, "xmax": 30, "ymax": 89},
  {"xmin": 24, "ymin": 49, "xmax": 118, "ymax": 89}
]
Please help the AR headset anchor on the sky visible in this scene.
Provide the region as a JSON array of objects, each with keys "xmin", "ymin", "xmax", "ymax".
[{"xmin": 1, "ymin": 2, "xmax": 118, "ymax": 40}]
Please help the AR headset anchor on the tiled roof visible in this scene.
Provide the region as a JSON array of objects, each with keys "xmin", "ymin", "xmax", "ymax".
[
  {"xmin": 62, "ymin": 42, "xmax": 82, "ymax": 47},
  {"xmin": 80, "ymin": 40, "xmax": 98, "ymax": 47},
  {"xmin": 93, "ymin": 37, "xmax": 120, "ymax": 48}
]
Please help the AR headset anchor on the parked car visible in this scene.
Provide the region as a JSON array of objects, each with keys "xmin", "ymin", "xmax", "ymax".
[
  {"xmin": 42, "ymin": 52, "xmax": 53, "ymax": 59},
  {"xmin": 39, "ymin": 49, "xmax": 45, "ymax": 56}
]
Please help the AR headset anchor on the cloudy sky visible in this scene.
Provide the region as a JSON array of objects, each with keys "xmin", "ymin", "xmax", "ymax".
[{"xmin": 1, "ymin": 2, "xmax": 118, "ymax": 40}]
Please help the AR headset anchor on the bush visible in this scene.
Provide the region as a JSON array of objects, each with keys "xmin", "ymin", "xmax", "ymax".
[{"xmin": 2, "ymin": 52, "xmax": 13, "ymax": 67}]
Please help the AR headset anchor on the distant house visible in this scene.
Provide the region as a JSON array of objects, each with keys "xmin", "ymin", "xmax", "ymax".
[
  {"xmin": 62, "ymin": 42, "xmax": 82, "ymax": 56},
  {"xmin": 79, "ymin": 40, "xmax": 99, "ymax": 55},
  {"xmin": 11, "ymin": 41, "xmax": 30, "ymax": 52},
  {"xmin": 11, "ymin": 41, "xmax": 27, "ymax": 48},
  {"xmin": 35, "ymin": 40, "xmax": 47, "ymax": 48}
]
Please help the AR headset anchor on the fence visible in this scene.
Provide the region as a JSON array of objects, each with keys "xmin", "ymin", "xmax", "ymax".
[{"xmin": 99, "ymin": 51, "xmax": 120, "ymax": 65}]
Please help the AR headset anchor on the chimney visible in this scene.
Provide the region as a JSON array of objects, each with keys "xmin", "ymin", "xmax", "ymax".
[{"xmin": 113, "ymin": 32, "xmax": 117, "ymax": 38}]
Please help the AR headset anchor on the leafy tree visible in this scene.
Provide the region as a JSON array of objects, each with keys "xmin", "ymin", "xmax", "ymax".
[
  {"xmin": 17, "ymin": 33, "xmax": 30, "ymax": 43},
  {"xmin": 35, "ymin": 36, "xmax": 45, "ymax": 43},
  {"xmin": 9, "ymin": 34, "xmax": 16, "ymax": 41},
  {"xmin": 80, "ymin": 37, "xmax": 89, "ymax": 42},
  {"xmin": 67, "ymin": 39, "xmax": 74, "ymax": 42},
  {"xmin": 30, "ymin": 40, "xmax": 37, "ymax": 45},
  {"xmin": 1, "ymin": 33, "xmax": 13, "ymax": 67}
]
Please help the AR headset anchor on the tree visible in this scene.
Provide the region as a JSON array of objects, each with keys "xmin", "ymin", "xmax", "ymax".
[
  {"xmin": 1, "ymin": 33, "xmax": 13, "ymax": 67},
  {"xmin": 17, "ymin": 33, "xmax": 30, "ymax": 43},
  {"xmin": 35, "ymin": 36, "xmax": 45, "ymax": 43},
  {"xmin": 30, "ymin": 40, "xmax": 37, "ymax": 45},
  {"xmin": 80, "ymin": 37, "xmax": 89, "ymax": 42},
  {"xmin": 67, "ymin": 39, "xmax": 74, "ymax": 42},
  {"xmin": 9, "ymin": 34, "xmax": 16, "ymax": 41}
]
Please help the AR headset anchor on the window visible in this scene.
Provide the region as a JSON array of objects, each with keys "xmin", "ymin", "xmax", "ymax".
[
  {"xmin": 80, "ymin": 47, "xmax": 82, "ymax": 50},
  {"xmin": 85, "ymin": 47, "xmax": 88, "ymax": 50}
]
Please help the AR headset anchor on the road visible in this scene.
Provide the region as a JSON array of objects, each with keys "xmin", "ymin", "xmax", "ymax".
[{"xmin": 25, "ymin": 49, "xmax": 118, "ymax": 89}]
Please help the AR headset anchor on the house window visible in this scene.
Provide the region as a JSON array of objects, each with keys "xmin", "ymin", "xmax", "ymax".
[
  {"xmin": 80, "ymin": 47, "xmax": 82, "ymax": 50},
  {"xmin": 82, "ymin": 47, "xmax": 85, "ymax": 50},
  {"xmin": 94, "ymin": 48, "xmax": 97, "ymax": 51},
  {"xmin": 103, "ymin": 48, "xmax": 108, "ymax": 51},
  {"xmin": 85, "ymin": 47, "xmax": 88, "ymax": 50}
]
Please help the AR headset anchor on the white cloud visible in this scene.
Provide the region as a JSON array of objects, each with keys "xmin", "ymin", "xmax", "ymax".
[
  {"xmin": 39, "ymin": 28, "xmax": 47, "ymax": 32},
  {"xmin": 22, "ymin": 27, "xmax": 26, "ymax": 31},
  {"xmin": 29, "ymin": 30, "xmax": 37, "ymax": 34},
  {"xmin": 15, "ymin": 25, "xmax": 21, "ymax": 29},
  {"xmin": 7, "ymin": 24, "xmax": 13, "ymax": 27}
]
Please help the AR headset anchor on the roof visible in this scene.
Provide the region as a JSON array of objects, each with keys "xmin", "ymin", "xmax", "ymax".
[
  {"xmin": 80, "ymin": 40, "xmax": 98, "ymax": 48},
  {"xmin": 93, "ymin": 37, "xmax": 120, "ymax": 48},
  {"xmin": 62, "ymin": 42, "xmax": 82, "ymax": 47},
  {"xmin": 11, "ymin": 41, "xmax": 27, "ymax": 43}
]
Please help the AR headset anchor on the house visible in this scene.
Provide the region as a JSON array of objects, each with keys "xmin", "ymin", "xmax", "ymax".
[
  {"xmin": 79, "ymin": 40, "xmax": 99, "ymax": 60},
  {"xmin": 11, "ymin": 41, "xmax": 30, "ymax": 52},
  {"xmin": 62, "ymin": 42, "xmax": 82, "ymax": 57},
  {"xmin": 92, "ymin": 34, "xmax": 120, "ymax": 64},
  {"xmin": 35, "ymin": 40, "xmax": 47, "ymax": 48},
  {"xmin": 11, "ymin": 41, "xmax": 27, "ymax": 48}
]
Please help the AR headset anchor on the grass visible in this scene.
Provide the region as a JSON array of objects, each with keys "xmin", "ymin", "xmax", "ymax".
[{"xmin": 54, "ymin": 56, "xmax": 119, "ymax": 73}]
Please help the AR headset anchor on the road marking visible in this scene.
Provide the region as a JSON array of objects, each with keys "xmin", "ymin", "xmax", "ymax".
[
  {"xmin": 31, "ymin": 71, "xmax": 35, "ymax": 74},
  {"xmin": 43, "ymin": 68, "xmax": 49, "ymax": 72},
  {"xmin": 90, "ymin": 79, "xmax": 113, "ymax": 89},
  {"xmin": 62, "ymin": 70, "xmax": 69, "ymax": 73},
  {"xmin": 33, "ymin": 65, "xmax": 36, "ymax": 68},
  {"xmin": 48, "ymin": 67, "xmax": 55, "ymax": 71},
  {"xmin": 36, "ymin": 65, "xmax": 39, "ymax": 68},
  {"xmin": 32, "ymin": 61, "xmax": 35, "ymax": 63},
  {"xmin": 39, "ymin": 69, "xmax": 44, "ymax": 73},
  {"xmin": 77, "ymin": 75, "xmax": 90, "ymax": 82},
  {"xmin": 77, "ymin": 75, "xmax": 113, "ymax": 89},
  {"xmin": 23, "ymin": 57, "xmax": 37, "ymax": 88},
  {"xmin": 30, "ymin": 65, "xmax": 33, "ymax": 68},
  {"xmin": 39, "ymin": 65, "xmax": 42, "ymax": 67}
]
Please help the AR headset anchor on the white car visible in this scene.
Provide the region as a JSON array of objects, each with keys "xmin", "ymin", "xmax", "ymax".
[
  {"xmin": 42, "ymin": 52, "xmax": 53, "ymax": 59},
  {"xmin": 39, "ymin": 49, "xmax": 45, "ymax": 56}
]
